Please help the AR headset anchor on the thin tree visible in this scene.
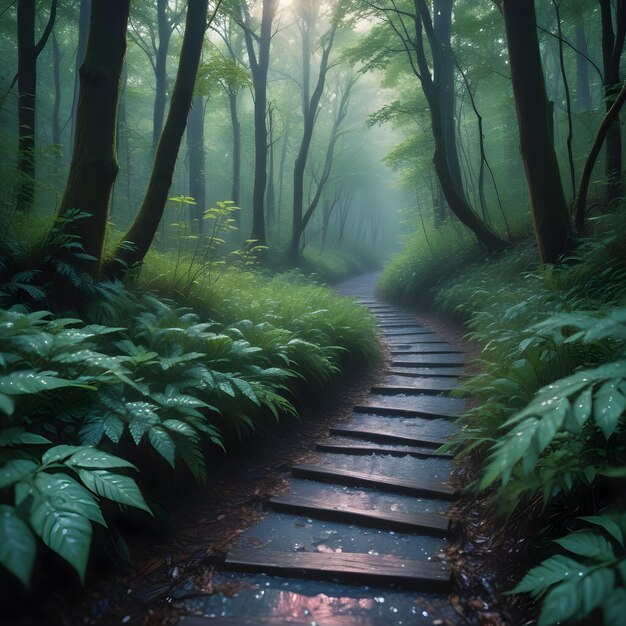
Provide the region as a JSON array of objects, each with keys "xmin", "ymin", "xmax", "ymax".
[
  {"xmin": 361, "ymin": 0, "xmax": 508, "ymax": 250},
  {"xmin": 109, "ymin": 0, "xmax": 217, "ymax": 276},
  {"xmin": 500, "ymin": 0, "xmax": 571, "ymax": 264},
  {"xmin": 239, "ymin": 0, "xmax": 279, "ymax": 246},
  {"xmin": 288, "ymin": 1, "xmax": 342, "ymax": 259},
  {"xmin": 15, "ymin": 0, "xmax": 58, "ymax": 213}
]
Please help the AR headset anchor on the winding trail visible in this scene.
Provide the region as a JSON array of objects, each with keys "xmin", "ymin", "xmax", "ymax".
[{"xmin": 175, "ymin": 273, "xmax": 464, "ymax": 626}]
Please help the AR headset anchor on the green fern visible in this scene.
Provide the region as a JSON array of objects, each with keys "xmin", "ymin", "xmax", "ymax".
[{"xmin": 512, "ymin": 514, "xmax": 626, "ymax": 626}]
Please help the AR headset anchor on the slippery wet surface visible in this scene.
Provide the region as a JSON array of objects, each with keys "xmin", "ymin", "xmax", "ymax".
[
  {"xmin": 234, "ymin": 512, "xmax": 447, "ymax": 557},
  {"xmin": 285, "ymin": 478, "xmax": 452, "ymax": 516},
  {"xmin": 350, "ymin": 411, "xmax": 459, "ymax": 439},
  {"xmin": 361, "ymin": 393, "xmax": 466, "ymax": 416},
  {"xmin": 174, "ymin": 273, "xmax": 463, "ymax": 626},
  {"xmin": 381, "ymin": 375, "xmax": 459, "ymax": 390},
  {"xmin": 177, "ymin": 572, "xmax": 449, "ymax": 625}
]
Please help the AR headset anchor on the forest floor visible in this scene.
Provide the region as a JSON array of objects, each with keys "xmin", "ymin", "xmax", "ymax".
[{"xmin": 11, "ymin": 275, "xmax": 528, "ymax": 626}]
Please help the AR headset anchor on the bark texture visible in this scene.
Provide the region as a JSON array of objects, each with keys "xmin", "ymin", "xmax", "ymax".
[
  {"xmin": 55, "ymin": 0, "xmax": 130, "ymax": 275},
  {"xmin": 502, "ymin": 0, "xmax": 571, "ymax": 264}
]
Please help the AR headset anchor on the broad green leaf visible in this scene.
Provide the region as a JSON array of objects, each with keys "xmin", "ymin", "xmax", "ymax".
[
  {"xmin": 594, "ymin": 381, "xmax": 626, "ymax": 439},
  {"xmin": 34, "ymin": 472, "xmax": 105, "ymax": 526},
  {"xmin": 512, "ymin": 554, "xmax": 583, "ymax": 595},
  {"xmin": 555, "ymin": 531, "xmax": 616, "ymax": 561},
  {"xmin": 0, "ymin": 459, "xmax": 39, "ymax": 489},
  {"xmin": 30, "ymin": 497, "xmax": 92, "ymax": 582},
  {"xmin": 0, "ymin": 428, "xmax": 50, "ymax": 446},
  {"xmin": 0, "ymin": 505, "xmax": 36, "ymax": 586},
  {"xmin": 0, "ymin": 370, "xmax": 77, "ymax": 395},
  {"xmin": 148, "ymin": 427, "xmax": 176, "ymax": 467},
  {"xmin": 162, "ymin": 419, "xmax": 197, "ymax": 438},
  {"xmin": 570, "ymin": 387, "xmax": 592, "ymax": 432},
  {"xmin": 67, "ymin": 448, "xmax": 136, "ymax": 470},
  {"xmin": 538, "ymin": 568, "xmax": 615, "ymax": 626},
  {"xmin": 232, "ymin": 378, "xmax": 260, "ymax": 405},
  {"xmin": 42, "ymin": 445, "xmax": 84, "ymax": 465},
  {"xmin": 0, "ymin": 393, "xmax": 15, "ymax": 415},
  {"xmin": 77, "ymin": 469, "xmax": 151, "ymax": 514},
  {"xmin": 580, "ymin": 515, "xmax": 624, "ymax": 547}
]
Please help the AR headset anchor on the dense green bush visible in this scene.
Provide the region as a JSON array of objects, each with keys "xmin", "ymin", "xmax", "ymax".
[
  {"xmin": 380, "ymin": 214, "xmax": 626, "ymax": 625},
  {"xmin": 0, "ymin": 223, "xmax": 379, "ymax": 587}
]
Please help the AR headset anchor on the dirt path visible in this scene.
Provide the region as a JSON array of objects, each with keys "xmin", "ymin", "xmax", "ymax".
[{"xmin": 26, "ymin": 273, "xmax": 490, "ymax": 626}]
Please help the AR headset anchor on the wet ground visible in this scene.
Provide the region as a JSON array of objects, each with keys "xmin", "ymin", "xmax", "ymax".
[{"xmin": 18, "ymin": 273, "xmax": 528, "ymax": 626}]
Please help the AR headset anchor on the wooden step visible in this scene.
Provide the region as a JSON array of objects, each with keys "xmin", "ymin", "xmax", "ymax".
[
  {"xmin": 388, "ymin": 367, "xmax": 465, "ymax": 378},
  {"xmin": 392, "ymin": 354, "xmax": 465, "ymax": 366},
  {"xmin": 225, "ymin": 548, "xmax": 451, "ymax": 591},
  {"xmin": 270, "ymin": 493, "xmax": 449, "ymax": 535},
  {"xmin": 390, "ymin": 344, "xmax": 461, "ymax": 354},
  {"xmin": 316, "ymin": 441, "xmax": 453, "ymax": 459},
  {"xmin": 372, "ymin": 374, "xmax": 458, "ymax": 393},
  {"xmin": 373, "ymin": 382, "xmax": 456, "ymax": 394},
  {"xmin": 292, "ymin": 463, "xmax": 454, "ymax": 499},
  {"xmin": 330, "ymin": 425, "xmax": 449, "ymax": 448},
  {"xmin": 353, "ymin": 404, "xmax": 460, "ymax": 420}
]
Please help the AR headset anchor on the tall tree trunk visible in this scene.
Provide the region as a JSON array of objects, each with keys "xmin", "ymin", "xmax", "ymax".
[
  {"xmin": 403, "ymin": 0, "xmax": 507, "ymax": 249},
  {"xmin": 599, "ymin": 0, "xmax": 625, "ymax": 205},
  {"xmin": 113, "ymin": 63, "xmax": 129, "ymax": 215},
  {"xmin": 243, "ymin": 0, "xmax": 278, "ymax": 246},
  {"xmin": 575, "ymin": 25, "xmax": 593, "ymax": 112},
  {"xmin": 266, "ymin": 103, "xmax": 276, "ymax": 229},
  {"xmin": 187, "ymin": 94, "xmax": 206, "ymax": 231},
  {"xmin": 55, "ymin": 0, "xmax": 130, "ymax": 276},
  {"xmin": 16, "ymin": 0, "xmax": 36, "ymax": 213},
  {"xmin": 288, "ymin": 12, "xmax": 336, "ymax": 260},
  {"xmin": 276, "ymin": 127, "xmax": 289, "ymax": 223},
  {"xmin": 228, "ymin": 89, "xmax": 241, "ymax": 208},
  {"xmin": 71, "ymin": 0, "xmax": 91, "ymax": 146},
  {"xmin": 152, "ymin": 0, "xmax": 173, "ymax": 154},
  {"xmin": 110, "ymin": 0, "xmax": 209, "ymax": 276},
  {"xmin": 433, "ymin": 0, "xmax": 463, "ymax": 196},
  {"xmin": 502, "ymin": 0, "xmax": 571, "ymax": 264},
  {"xmin": 51, "ymin": 31, "xmax": 62, "ymax": 148}
]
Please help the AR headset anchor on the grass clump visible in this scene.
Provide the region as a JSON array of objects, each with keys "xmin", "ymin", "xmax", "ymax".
[{"xmin": 378, "ymin": 220, "xmax": 480, "ymax": 306}]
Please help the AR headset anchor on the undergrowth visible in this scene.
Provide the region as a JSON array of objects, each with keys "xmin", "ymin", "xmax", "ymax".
[
  {"xmin": 382, "ymin": 213, "xmax": 626, "ymax": 626},
  {"xmin": 0, "ymin": 207, "xmax": 380, "ymax": 589}
]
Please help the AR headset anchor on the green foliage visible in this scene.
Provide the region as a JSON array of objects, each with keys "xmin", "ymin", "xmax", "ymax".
[
  {"xmin": 0, "ymin": 232, "xmax": 379, "ymax": 587},
  {"xmin": 379, "ymin": 220, "xmax": 481, "ymax": 306},
  {"xmin": 512, "ymin": 515, "xmax": 626, "ymax": 626},
  {"xmin": 419, "ymin": 222, "xmax": 626, "ymax": 626}
]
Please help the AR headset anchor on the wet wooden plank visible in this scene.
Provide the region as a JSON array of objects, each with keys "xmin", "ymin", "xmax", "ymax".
[
  {"xmin": 392, "ymin": 354, "xmax": 465, "ymax": 366},
  {"xmin": 382, "ymin": 327, "xmax": 435, "ymax": 336},
  {"xmin": 330, "ymin": 424, "xmax": 449, "ymax": 448},
  {"xmin": 270, "ymin": 493, "xmax": 449, "ymax": 535},
  {"xmin": 390, "ymin": 344, "xmax": 461, "ymax": 354},
  {"xmin": 291, "ymin": 463, "xmax": 454, "ymax": 498},
  {"xmin": 383, "ymin": 333, "xmax": 450, "ymax": 347},
  {"xmin": 353, "ymin": 405, "xmax": 459, "ymax": 420},
  {"xmin": 225, "ymin": 548, "xmax": 451, "ymax": 591},
  {"xmin": 316, "ymin": 441, "xmax": 453, "ymax": 459},
  {"xmin": 388, "ymin": 367, "xmax": 465, "ymax": 378},
  {"xmin": 374, "ymin": 379, "xmax": 458, "ymax": 393}
]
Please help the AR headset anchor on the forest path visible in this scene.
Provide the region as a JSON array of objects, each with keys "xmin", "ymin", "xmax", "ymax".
[{"xmin": 175, "ymin": 273, "xmax": 463, "ymax": 626}]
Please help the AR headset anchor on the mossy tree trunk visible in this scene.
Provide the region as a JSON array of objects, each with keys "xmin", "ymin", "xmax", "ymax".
[
  {"xmin": 501, "ymin": 0, "xmax": 572, "ymax": 264},
  {"xmin": 54, "ymin": 0, "xmax": 130, "ymax": 276}
]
